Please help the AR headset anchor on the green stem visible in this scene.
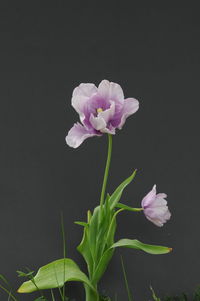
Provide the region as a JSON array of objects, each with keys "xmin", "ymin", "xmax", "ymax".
[
  {"xmin": 100, "ymin": 134, "xmax": 113, "ymax": 208},
  {"xmin": 85, "ymin": 284, "xmax": 99, "ymax": 301}
]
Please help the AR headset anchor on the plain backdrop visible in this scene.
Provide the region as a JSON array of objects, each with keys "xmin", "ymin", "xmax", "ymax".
[{"xmin": 0, "ymin": 2, "xmax": 200, "ymax": 300}]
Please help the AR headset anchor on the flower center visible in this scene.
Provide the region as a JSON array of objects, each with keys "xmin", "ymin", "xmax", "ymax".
[{"xmin": 97, "ymin": 108, "xmax": 103, "ymax": 113}]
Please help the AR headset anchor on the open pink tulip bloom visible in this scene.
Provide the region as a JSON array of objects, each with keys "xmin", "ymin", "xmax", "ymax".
[
  {"xmin": 142, "ymin": 185, "xmax": 171, "ymax": 227},
  {"xmin": 66, "ymin": 80, "xmax": 139, "ymax": 148}
]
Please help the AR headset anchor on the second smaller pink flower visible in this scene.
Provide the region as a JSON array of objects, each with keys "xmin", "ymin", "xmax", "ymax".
[{"xmin": 141, "ymin": 185, "xmax": 171, "ymax": 227}]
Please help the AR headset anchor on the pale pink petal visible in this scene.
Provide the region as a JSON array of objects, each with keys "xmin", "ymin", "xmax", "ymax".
[
  {"xmin": 72, "ymin": 83, "xmax": 98, "ymax": 115},
  {"xmin": 145, "ymin": 207, "xmax": 171, "ymax": 227},
  {"xmin": 89, "ymin": 114, "xmax": 107, "ymax": 131},
  {"xmin": 98, "ymin": 80, "xmax": 124, "ymax": 103},
  {"xmin": 146, "ymin": 216, "xmax": 165, "ymax": 227},
  {"xmin": 141, "ymin": 185, "xmax": 157, "ymax": 208},
  {"xmin": 117, "ymin": 98, "xmax": 139, "ymax": 129},
  {"xmin": 145, "ymin": 206, "xmax": 168, "ymax": 219},
  {"xmin": 145, "ymin": 205, "xmax": 170, "ymax": 227},
  {"xmin": 89, "ymin": 102, "xmax": 116, "ymax": 132},
  {"xmin": 101, "ymin": 126, "xmax": 116, "ymax": 134},
  {"xmin": 156, "ymin": 193, "xmax": 167, "ymax": 199},
  {"xmin": 149, "ymin": 196, "xmax": 167, "ymax": 208},
  {"xmin": 73, "ymin": 83, "xmax": 97, "ymax": 98},
  {"xmin": 98, "ymin": 101, "xmax": 115, "ymax": 124},
  {"xmin": 163, "ymin": 210, "xmax": 171, "ymax": 220},
  {"xmin": 65, "ymin": 122, "xmax": 98, "ymax": 148}
]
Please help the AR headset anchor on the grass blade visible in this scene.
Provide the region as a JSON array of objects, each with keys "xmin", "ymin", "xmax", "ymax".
[
  {"xmin": 51, "ymin": 289, "xmax": 56, "ymax": 301},
  {"xmin": 120, "ymin": 255, "xmax": 133, "ymax": 301},
  {"xmin": 0, "ymin": 284, "xmax": 19, "ymax": 301},
  {"xmin": 150, "ymin": 286, "xmax": 161, "ymax": 301},
  {"xmin": 61, "ymin": 212, "xmax": 67, "ymax": 301}
]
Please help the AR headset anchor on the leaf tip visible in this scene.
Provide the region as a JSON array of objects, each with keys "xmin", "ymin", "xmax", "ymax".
[
  {"xmin": 132, "ymin": 168, "xmax": 137, "ymax": 176},
  {"xmin": 17, "ymin": 286, "xmax": 24, "ymax": 293},
  {"xmin": 168, "ymin": 247, "xmax": 173, "ymax": 252}
]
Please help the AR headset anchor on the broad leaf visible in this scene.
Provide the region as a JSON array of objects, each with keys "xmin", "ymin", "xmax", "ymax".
[
  {"xmin": 17, "ymin": 258, "xmax": 96, "ymax": 295},
  {"xmin": 109, "ymin": 170, "xmax": 137, "ymax": 210},
  {"xmin": 111, "ymin": 239, "xmax": 172, "ymax": 254}
]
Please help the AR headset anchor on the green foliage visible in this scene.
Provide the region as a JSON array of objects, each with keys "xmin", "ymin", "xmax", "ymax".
[
  {"xmin": 17, "ymin": 258, "xmax": 96, "ymax": 296},
  {"xmin": 15, "ymin": 168, "xmax": 171, "ymax": 301},
  {"xmin": 100, "ymin": 296, "xmax": 112, "ymax": 301},
  {"xmin": 0, "ymin": 274, "xmax": 19, "ymax": 301},
  {"xmin": 149, "ymin": 286, "xmax": 200, "ymax": 301},
  {"xmin": 111, "ymin": 239, "xmax": 172, "ymax": 255},
  {"xmin": 34, "ymin": 297, "xmax": 48, "ymax": 301},
  {"xmin": 163, "ymin": 294, "xmax": 188, "ymax": 301},
  {"xmin": 17, "ymin": 270, "xmax": 35, "ymax": 279},
  {"xmin": 193, "ymin": 286, "xmax": 200, "ymax": 301},
  {"xmin": 76, "ymin": 169, "xmax": 171, "ymax": 300},
  {"xmin": 17, "ymin": 268, "xmax": 45, "ymax": 298},
  {"xmin": 109, "ymin": 170, "xmax": 137, "ymax": 210},
  {"xmin": 150, "ymin": 286, "xmax": 161, "ymax": 301},
  {"xmin": 14, "ymin": 135, "xmax": 172, "ymax": 301},
  {"xmin": 77, "ymin": 171, "xmax": 138, "ymax": 287}
]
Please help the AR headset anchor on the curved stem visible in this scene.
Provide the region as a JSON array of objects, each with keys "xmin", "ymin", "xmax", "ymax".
[{"xmin": 100, "ymin": 134, "xmax": 113, "ymax": 208}]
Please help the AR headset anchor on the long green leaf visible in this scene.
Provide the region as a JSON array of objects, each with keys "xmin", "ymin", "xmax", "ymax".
[
  {"xmin": 91, "ymin": 248, "xmax": 114, "ymax": 284},
  {"xmin": 92, "ymin": 238, "xmax": 171, "ymax": 283},
  {"xmin": 109, "ymin": 170, "xmax": 137, "ymax": 210},
  {"xmin": 17, "ymin": 258, "xmax": 96, "ymax": 295},
  {"xmin": 76, "ymin": 210, "xmax": 94, "ymax": 278},
  {"xmin": 111, "ymin": 239, "xmax": 172, "ymax": 254},
  {"xmin": 88, "ymin": 206, "xmax": 101, "ymax": 262}
]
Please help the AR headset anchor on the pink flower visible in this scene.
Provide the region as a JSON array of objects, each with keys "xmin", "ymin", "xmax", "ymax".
[
  {"xmin": 141, "ymin": 185, "xmax": 171, "ymax": 227},
  {"xmin": 66, "ymin": 80, "xmax": 139, "ymax": 148}
]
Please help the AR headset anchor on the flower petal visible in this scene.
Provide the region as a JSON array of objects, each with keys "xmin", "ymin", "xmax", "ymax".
[
  {"xmin": 89, "ymin": 114, "xmax": 107, "ymax": 131},
  {"xmin": 72, "ymin": 83, "xmax": 98, "ymax": 115},
  {"xmin": 149, "ymin": 196, "xmax": 167, "ymax": 208},
  {"xmin": 142, "ymin": 185, "xmax": 157, "ymax": 208},
  {"xmin": 89, "ymin": 102, "xmax": 116, "ymax": 132},
  {"xmin": 145, "ymin": 215, "xmax": 165, "ymax": 227},
  {"xmin": 98, "ymin": 80, "xmax": 124, "ymax": 102},
  {"xmin": 98, "ymin": 101, "xmax": 115, "ymax": 124},
  {"xmin": 163, "ymin": 210, "xmax": 171, "ymax": 221},
  {"xmin": 65, "ymin": 122, "xmax": 98, "ymax": 148},
  {"xmin": 144, "ymin": 206, "xmax": 171, "ymax": 227},
  {"xmin": 117, "ymin": 98, "xmax": 139, "ymax": 129},
  {"xmin": 101, "ymin": 125, "xmax": 116, "ymax": 134},
  {"xmin": 145, "ymin": 206, "xmax": 168, "ymax": 219}
]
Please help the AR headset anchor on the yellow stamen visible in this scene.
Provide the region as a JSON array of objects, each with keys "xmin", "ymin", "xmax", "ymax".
[{"xmin": 97, "ymin": 108, "xmax": 103, "ymax": 113}]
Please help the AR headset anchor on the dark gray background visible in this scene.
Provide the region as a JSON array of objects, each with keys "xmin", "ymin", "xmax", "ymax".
[{"xmin": 0, "ymin": 2, "xmax": 199, "ymax": 300}]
